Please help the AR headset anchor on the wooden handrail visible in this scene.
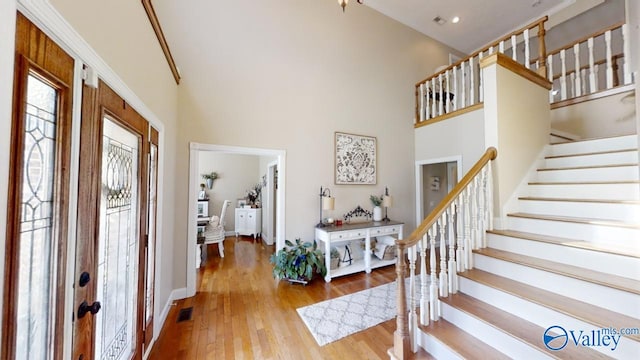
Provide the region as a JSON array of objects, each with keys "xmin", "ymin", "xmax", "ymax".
[
  {"xmin": 415, "ymin": 16, "xmax": 548, "ymax": 87},
  {"xmin": 546, "ymin": 22, "xmax": 624, "ymax": 57},
  {"xmin": 396, "ymin": 147, "xmax": 497, "ymax": 250}
]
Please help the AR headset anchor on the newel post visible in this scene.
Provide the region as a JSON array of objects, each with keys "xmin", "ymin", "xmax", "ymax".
[
  {"xmin": 537, "ymin": 19, "xmax": 547, "ymax": 78},
  {"xmin": 390, "ymin": 244, "xmax": 410, "ymax": 359}
]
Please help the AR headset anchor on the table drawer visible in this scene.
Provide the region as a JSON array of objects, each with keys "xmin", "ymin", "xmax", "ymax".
[
  {"xmin": 371, "ymin": 226, "xmax": 399, "ymax": 236},
  {"xmin": 329, "ymin": 230, "xmax": 366, "ymax": 241}
]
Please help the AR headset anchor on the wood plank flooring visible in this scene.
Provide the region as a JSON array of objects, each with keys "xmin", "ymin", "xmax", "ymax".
[{"xmin": 148, "ymin": 236, "xmax": 434, "ymax": 359}]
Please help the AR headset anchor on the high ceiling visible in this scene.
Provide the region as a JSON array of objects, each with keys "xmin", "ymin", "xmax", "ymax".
[{"xmin": 361, "ymin": 0, "xmax": 578, "ymax": 53}]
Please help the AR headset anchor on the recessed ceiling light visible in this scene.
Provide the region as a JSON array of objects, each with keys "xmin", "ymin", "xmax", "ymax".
[{"xmin": 452, "ymin": 16, "xmax": 460, "ymax": 24}]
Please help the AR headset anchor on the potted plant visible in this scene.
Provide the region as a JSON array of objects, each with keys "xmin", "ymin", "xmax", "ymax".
[
  {"xmin": 370, "ymin": 194, "xmax": 383, "ymax": 221},
  {"xmin": 330, "ymin": 247, "xmax": 340, "ymax": 270},
  {"xmin": 270, "ymin": 238, "xmax": 327, "ymax": 284},
  {"xmin": 202, "ymin": 172, "xmax": 218, "ymax": 189}
]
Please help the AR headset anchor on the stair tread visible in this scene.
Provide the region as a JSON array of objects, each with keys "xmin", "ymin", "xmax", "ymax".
[
  {"xmin": 440, "ymin": 292, "xmax": 613, "ymax": 359},
  {"xmin": 545, "ymin": 148, "xmax": 639, "ymax": 159},
  {"xmin": 474, "ymin": 248, "xmax": 640, "ymax": 295},
  {"xmin": 487, "ymin": 229, "xmax": 640, "ymax": 258},
  {"xmin": 508, "ymin": 212, "xmax": 640, "ymax": 229},
  {"xmin": 550, "ymin": 133, "xmax": 638, "ymax": 144},
  {"xmin": 538, "ymin": 163, "xmax": 639, "ymax": 171},
  {"xmin": 518, "ymin": 197, "xmax": 640, "ymax": 205},
  {"xmin": 459, "ymin": 269, "xmax": 640, "ymax": 343},
  {"xmin": 419, "ymin": 319, "xmax": 511, "ymax": 360}
]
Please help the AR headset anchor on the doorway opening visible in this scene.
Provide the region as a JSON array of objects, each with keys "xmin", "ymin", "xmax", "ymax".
[
  {"xmin": 415, "ymin": 156, "xmax": 461, "ymax": 224},
  {"xmin": 186, "ymin": 143, "xmax": 286, "ymax": 297}
]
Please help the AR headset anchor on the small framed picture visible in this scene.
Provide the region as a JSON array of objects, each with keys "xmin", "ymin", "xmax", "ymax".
[{"xmin": 237, "ymin": 199, "xmax": 247, "ymax": 208}]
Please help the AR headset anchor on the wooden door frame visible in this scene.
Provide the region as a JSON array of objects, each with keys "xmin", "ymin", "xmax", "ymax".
[
  {"xmin": 2, "ymin": 13, "xmax": 74, "ymax": 359},
  {"xmin": 143, "ymin": 126, "xmax": 159, "ymax": 351},
  {"xmin": 73, "ymin": 79, "xmax": 149, "ymax": 360}
]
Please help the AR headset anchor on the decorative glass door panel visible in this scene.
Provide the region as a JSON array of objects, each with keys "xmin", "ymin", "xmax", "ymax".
[
  {"xmin": 144, "ymin": 136, "xmax": 158, "ymax": 349},
  {"xmin": 15, "ymin": 73, "xmax": 58, "ymax": 360},
  {"xmin": 94, "ymin": 117, "xmax": 141, "ymax": 360}
]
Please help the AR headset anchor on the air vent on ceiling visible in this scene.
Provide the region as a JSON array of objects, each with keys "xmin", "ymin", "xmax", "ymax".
[{"xmin": 433, "ymin": 16, "xmax": 447, "ymax": 25}]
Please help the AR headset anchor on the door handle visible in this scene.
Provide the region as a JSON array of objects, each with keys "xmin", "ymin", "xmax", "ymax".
[{"xmin": 77, "ymin": 300, "xmax": 101, "ymax": 319}]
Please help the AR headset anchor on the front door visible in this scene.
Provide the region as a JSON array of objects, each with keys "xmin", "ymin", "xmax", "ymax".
[{"xmin": 72, "ymin": 80, "xmax": 149, "ymax": 360}]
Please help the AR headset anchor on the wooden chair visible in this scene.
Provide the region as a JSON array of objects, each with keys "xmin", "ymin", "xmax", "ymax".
[{"xmin": 203, "ymin": 199, "xmax": 231, "ymax": 257}]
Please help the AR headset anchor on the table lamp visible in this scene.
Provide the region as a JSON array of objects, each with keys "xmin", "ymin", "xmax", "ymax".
[
  {"xmin": 317, "ymin": 186, "xmax": 335, "ymax": 227},
  {"xmin": 382, "ymin": 186, "xmax": 393, "ymax": 222}
]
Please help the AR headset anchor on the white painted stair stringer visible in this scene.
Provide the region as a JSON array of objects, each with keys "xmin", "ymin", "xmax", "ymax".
[
  {"xmin": 486, "ymin": 232, "xmax": 640, "ymax": 279},
  {"xmin": 544, "ymin": 150, "xmax": 638, "ymax": 168},
  {"xmin": 439, "ymin": 301, "xmax": 554, "ymax": 360},
  {"xmin": 506, "ymin": 216, "xmax": 640, "ymax": 248},
  {"xmin": 472, "ymin": 254, "xmax": 640, "ymax": 319},
  {"xmin": 457, "ymin": 277, "xmax": 640, "ymax": 359},
  {"xmin": 516, "ymin": 199, "xmax": 640, "ymax": 223},
  {"xmin": 548, "ymin": 135, "xmax": 638, "ymax": 156},
  {"xmin": 535, "ymin": 165, "xmax": 639, "ymax": 182}
]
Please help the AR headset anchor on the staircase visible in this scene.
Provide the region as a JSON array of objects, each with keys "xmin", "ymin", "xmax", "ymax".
[{"xmin": 418, "ymin": 134, "xmax": 640, "ymax": 359}]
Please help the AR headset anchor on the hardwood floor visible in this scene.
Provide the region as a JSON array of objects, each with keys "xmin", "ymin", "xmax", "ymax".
[{"xmin": 148, "ymin": 236, "xmax": 434, "ymax": 359}]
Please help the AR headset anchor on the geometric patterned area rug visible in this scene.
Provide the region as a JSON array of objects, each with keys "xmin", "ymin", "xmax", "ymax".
[{"xmin": 297, "ymin": 278, "xmax": 424, "ymax": 346}]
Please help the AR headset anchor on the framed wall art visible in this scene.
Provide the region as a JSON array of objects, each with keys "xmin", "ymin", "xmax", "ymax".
[{"xmin": 335, "ymin": 132, "xmax": 377, "ymax": 185}]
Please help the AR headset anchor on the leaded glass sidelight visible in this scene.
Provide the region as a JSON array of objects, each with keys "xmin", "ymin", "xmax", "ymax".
[
  {"xmin": 16, "ymin": 74, "xmax": 58, "ymax": 360},
  {"xmin": 145, "ymin": 143, "xmax": 157, "ymax": 325},
  {"xmin": 94, "ymin": 118, "xmax": 140, "ymax": 360}
]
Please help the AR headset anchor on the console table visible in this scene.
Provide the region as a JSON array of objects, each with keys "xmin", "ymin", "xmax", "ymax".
[{"xmin": 315, "ymin": 220, "xmax": 404, "ymax": 282}]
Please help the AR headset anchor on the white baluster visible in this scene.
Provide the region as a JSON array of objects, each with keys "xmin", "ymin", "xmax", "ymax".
[
  {"xmin": 445, "ymin": 70, "xmax": 451, "ymax": 113},
  {"xmin": 588, "ymin": 38, "xmax": 596, "ymax": 93},
  {"xmin": 560, "ymin": 49, "xmax": 567, "ymax": 100},
  {"xmin": 452, "ymin": 66, "xmax": 458, "ymax": 111},
  {"xmin": 455, "ymin": 198, "xmax": 464, "ymax": 272},
  {"xmin": 622, "ymin": 24, "xmax": 631, "ymax": 84},
  {"xmin": 524, "ymin": 28, "xmax": 530, "ymax": 69},
  {"xmin": 448, "ymin": 203, "xmax": 458, "ymax": 294},
  {"xmin": 499, "ymin": 40, "xmax": 505, "ymax": 54},
  {"xmin": 471, "ymin": 177, "xmax": 479, "ymax": 250},
  {"xmin": 469, "ymin": 56, "xmax": 475, "ymax": 104},
  {"xmin": 548, "ymin": 55, "xmax": 554, "ymax": 102},
  {"xmin": 478, "ymin": 172, "xmax": 486, "ymax": 248},
  {"xmin": 460, "ymin": 63, "xmax": 466, "ymax": 108},
  {"xmin": 463, "ymin": 187, "xmax": 472, "ymax": 269},
  {"xmin": 573, "ymin": 43, "xmax": 581, "ymax": 97},
  {"xmin": 438, "ymin": 216, "xmax": 448, "ymax": 298},
  {"xmin": 580, "ymin": 68, "xmax": 587, "ymax": 95},
  {"xmin": 486, "ymin": 162, "xmax": 494, "ymax": 232},
  {"xmin": 438, "ymin": 73, "xmax": 444, "ymax": 116},
  {"xmin": 419, "ymin": 83, "xmax": 425, "ymax": 122},
  {"xmin": 431, "ymin": 77, "xmax": 436, "ymax": 118},
  {"xmin": 511, "ymin": 34, "xmax": 517, "ymax": 62},
  {"xmin": 428, "ymin": 226, "xmax": 438, "ymax": 321},
  {"xmin": 570, "ymin": 72, "xmax": 576, "ymax": 98},
  {"xmin": 605, "ymin": 30, "xmax": 613, "ymax": 89},
  {"xmin": 488, "ymin": 46, "xmax": 494, "ymax": 55},
  {"xmin": 478, "ymin": 52, "xmax": 484, "ymax": 103},
  {"xmin": 419, "ymin": 234, "xmax": 428, "ymax": 325},
  {"xmin": 594, "ymin": 64, "xmax": 600, "ymax": 91}
]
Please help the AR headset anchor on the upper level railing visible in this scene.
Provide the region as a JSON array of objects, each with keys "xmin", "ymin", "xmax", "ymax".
[
  {"xmin": 389, "ymin": 147, "xmax": 497, "ymax": 359},
  {"xmin": 414, "ymin": 17, "xmax": 547, "ymax": 125},
  {"xmin": 545, "ymin": 22, "xmax": 632, "ymax": 103}
]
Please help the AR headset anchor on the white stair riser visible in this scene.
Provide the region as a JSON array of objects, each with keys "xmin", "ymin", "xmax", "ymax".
[
  {"xmin": 486, "ymin": 233, "xmax": 640, "ymax": 280},
  {"xmin": 527, "ymin": 183, "xmax": 640, "ymax": 200},
  {"xmin": 517, "ymin": 199, "xmax": 640, "ymax": 223},
  {"xmin": 545, "ymin": 151, "xmax": 638, "ymax": 168},
  {"xmin": 473, "ymin": 254, "xmax": 640, "ymax": 319},
  {"xmin": 416, "ymin": 331, "xmax": 464, "ymax": 360},
  {"xmin": 548, "ymin": 135, "xmax": 638, "ymax": 156},
  {"xmin": 458, "ymin": 278, "xmax": 640, "ymax": 359},
  {"xmin": 507, "ymin": 216, "xmax": 640, "ymax": 247},
  {"xmin": 439, "ymin": 301, "xmax": 553, "ymax": 359},
  {"xmin": 536, "ymin": 166, "xmax": 639, "ymax": 182}
]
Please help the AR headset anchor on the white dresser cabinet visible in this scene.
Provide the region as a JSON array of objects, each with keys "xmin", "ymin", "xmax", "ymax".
[{"xmin": 235, "ymin": 208, "xmax": 261, "ymax": 239}]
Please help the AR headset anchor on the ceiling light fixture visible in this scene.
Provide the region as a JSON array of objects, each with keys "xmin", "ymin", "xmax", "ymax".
[
  {"xmin": 452, "ymin": 16, "xmax": 460, "ymax": 24},
  {"xmin": 338, "ymin": 0, "xmax": 363, "ymax": 13}
]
